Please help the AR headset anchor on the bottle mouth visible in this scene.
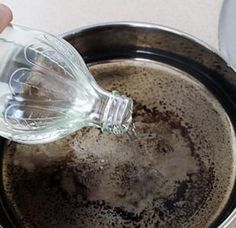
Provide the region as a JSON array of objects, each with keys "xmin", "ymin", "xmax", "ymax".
[{"xmin": 102, "ymin": 92, "xmax": 133, "ymax": 134}]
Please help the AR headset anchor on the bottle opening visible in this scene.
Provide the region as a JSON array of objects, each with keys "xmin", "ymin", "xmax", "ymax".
[{"xmin": 102, "ymin": 91, "xmax": 133, "ymax": 134}]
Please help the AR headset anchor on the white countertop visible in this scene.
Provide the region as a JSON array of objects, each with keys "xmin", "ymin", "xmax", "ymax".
[{"xmin": 1, "ymin": 0, "xmax": 235, "ymax": 227}]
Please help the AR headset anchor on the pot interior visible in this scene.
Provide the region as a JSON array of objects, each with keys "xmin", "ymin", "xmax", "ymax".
[{"xmin": 2, "ymin": 58, "xmax": 236, "ymax": 227}]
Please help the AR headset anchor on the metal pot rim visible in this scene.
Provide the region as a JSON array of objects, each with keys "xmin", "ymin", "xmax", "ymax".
[{"xmin": 61, "ymin": 21, "xmax": 236, "ymax": 74}]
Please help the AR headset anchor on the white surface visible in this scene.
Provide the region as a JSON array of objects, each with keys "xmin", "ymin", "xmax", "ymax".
[
  {"xmin": 219, "ymin": 0, "xmax": 236, "ymax": 68},
  {"xmin": 1, "ymin": 0, "xmax": 235, "ymax": 227},
  {"xmin": 2, "ymin": 0, "xmax": 223, "ymax": 48}
]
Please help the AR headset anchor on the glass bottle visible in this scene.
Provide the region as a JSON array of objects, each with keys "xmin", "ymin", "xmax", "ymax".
[{"xmin": 0, "ymin": 25, "xmax": 133, "ymax": 144}]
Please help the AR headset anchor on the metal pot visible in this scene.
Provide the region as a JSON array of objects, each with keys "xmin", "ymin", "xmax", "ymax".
[{"xmin": 0, "ymin": 23, "xmax": 236, "ymax": 227}]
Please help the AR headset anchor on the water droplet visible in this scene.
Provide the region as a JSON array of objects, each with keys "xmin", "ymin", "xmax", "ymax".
[{"xmin": 127, "ymin": 123, "xmax": 138, "ymax": 140}]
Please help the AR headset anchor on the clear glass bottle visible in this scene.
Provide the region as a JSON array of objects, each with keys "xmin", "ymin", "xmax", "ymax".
[{"xmin": 0, "ymin": 25, "xmax": 133, "ymax": 144}]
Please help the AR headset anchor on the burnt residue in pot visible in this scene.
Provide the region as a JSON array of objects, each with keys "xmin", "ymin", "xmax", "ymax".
[{"xmin": 2, "ymin": 60, "xmax": 235, "ymax": 228}]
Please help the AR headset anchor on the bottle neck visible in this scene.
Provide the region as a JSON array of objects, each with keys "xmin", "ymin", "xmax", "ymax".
[{"xmin": 91, "ymin": 91, "xmax": 133, "ymax": 134}]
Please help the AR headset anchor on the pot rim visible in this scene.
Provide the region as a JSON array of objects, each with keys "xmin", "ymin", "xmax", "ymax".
[{"xmin": 61, "ymin": 21, "xmax": 236, "ymax": 74}]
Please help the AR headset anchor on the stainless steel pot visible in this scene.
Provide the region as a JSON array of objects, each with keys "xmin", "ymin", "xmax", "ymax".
[{"xmin": 0, "ymin": 22, "xmax": 236, "ymax": 228}]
